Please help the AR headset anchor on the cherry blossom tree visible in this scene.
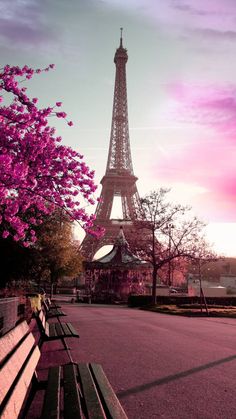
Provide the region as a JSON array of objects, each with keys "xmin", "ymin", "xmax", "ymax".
[{"xmin": 0, "ymin": 64, "xmax": 102, "ymax": 245}]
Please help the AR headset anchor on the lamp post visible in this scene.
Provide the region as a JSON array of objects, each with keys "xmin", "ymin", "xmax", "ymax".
[
  {"xmin": 167, "ymin": 223, "xmax": 174, "ymax": 287},
  {"xmin": 198, "ymin": 258, "xmax": 209, "ymax": 315}
]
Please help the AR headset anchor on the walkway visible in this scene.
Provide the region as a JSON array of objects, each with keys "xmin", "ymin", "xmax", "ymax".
[{"xmin": 35, "ymin": 303, "xmax": 236, "ymax": 419}]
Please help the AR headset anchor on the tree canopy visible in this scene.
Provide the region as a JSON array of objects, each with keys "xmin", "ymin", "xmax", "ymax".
[
  {"xmin": 0, "ymin": 210, "xmax": 84, "ymax": 290},
  {"xmin": 0, "ymin": 64, "xmax": 102, "ymax": 246},
  {"xmin": 33, "ymin": 210, "xmax": 84, "ymax": 286}
]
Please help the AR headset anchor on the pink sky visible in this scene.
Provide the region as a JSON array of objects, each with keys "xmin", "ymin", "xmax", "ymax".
[
  {"xmin": 1, "ymin": 0, "xmax": 236, "ymax": 256},
  {"xmin": 152, "ymin": 83, "xmax": 236, "ymax": 223}
]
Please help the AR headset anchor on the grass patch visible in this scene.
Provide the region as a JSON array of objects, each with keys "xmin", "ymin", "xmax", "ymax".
[{"xmin": 141, "ymin": 304, "xmax": 236, "ymax": 317}]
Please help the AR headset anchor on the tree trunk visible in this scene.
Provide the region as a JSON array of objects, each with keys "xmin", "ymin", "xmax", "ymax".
[
  {"xmin": 50, "ymin": 271, "xmax": 57, "ymax": 299},
  {"xmin": 152, "ymin": 266, "xmax": 158, "ymax": 305}
]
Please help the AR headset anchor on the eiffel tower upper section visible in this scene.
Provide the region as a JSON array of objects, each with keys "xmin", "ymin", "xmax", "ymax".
[{"xmin": 105, "ymin": 28, "xmax": 134, "ymax": 176}]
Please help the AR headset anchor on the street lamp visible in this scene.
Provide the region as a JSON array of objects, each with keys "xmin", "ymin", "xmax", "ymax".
[{"xmin": 167, "ymin": 223, "xmax": 174, "ymax": 287}]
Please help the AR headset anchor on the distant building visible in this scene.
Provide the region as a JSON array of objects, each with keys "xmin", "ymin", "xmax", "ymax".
[
  {"xmin": 220, "ymin": 275, "xmax": 236, "ymax": 294},
  {"xmin": 188, "ymin": 278, "xmax": 227, "ymax": 297}
]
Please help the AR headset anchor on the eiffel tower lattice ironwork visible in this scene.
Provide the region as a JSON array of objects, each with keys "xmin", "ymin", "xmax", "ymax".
[{"xmin": 81, "ymin": 29, "xmax": 141, "ymax": 260}]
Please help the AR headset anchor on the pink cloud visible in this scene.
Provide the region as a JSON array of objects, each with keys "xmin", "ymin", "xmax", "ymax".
[
  {"xmin": 165, "ymin": 83, "xmax": 236, "ymax": 143},
  {"xmin": 154, "ymin": 83, "xmax": 236, "ymax": 222},
  {"xmin": 167, "ymin": 83, "xmax": 236, "ymax": 136}
]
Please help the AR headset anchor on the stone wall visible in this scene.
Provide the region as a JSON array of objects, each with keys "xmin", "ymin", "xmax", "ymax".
[{"xmin": 0, "ymin": 297, "xmax": 18, "ymax": 336}]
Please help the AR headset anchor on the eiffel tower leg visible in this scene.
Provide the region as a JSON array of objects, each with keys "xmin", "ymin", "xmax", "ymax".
[{"xmin": 80, "ymin": 234, "xmax": 100, "ymax": 261}]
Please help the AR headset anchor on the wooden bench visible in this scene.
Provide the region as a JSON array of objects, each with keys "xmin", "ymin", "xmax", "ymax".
[
  {"xmin": 0, "ymin": 321, "xmax": 40, "ymax": 419},
  {"xmin": 42, "ymin": 299, "xmax": 66, "ymax": 318},
  {"xmin": 45, "ymin": 296, "xmax": 61, "ymax": 308},
  {"xmin": 36, "ymin": 310, "xmax": 79, "ymax": 349},
  {"xmin": 0, "ymin": 321, "xmax": 128, "ymax": 418}
]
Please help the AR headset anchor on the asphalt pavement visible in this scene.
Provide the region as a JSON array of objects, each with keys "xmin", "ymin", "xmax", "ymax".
[{"xmin": 36, "ymin": 303, "xmax": 236, "ymax": 419}]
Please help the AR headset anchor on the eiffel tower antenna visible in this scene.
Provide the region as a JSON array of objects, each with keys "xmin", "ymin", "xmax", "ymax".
[
  {"xmin": 81, "ymin": 31, "xmax": 141, "ymax": 260},
  {"xmin": 120, "ymin": 27, "xmax": 123, "ymax": 46}
]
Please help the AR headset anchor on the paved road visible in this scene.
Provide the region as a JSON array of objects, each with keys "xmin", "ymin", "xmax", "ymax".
[{"xmin": 41, "ymin": 304, "xmax": 236, "ymax": 418}]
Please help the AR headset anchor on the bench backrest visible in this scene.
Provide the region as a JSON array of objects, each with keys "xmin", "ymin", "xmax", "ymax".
[
  {"xmin": 0, "ymin": 321, "xmax": 40, "ymax": 419},
  {"xmin": 38, "ymin": 309, "xmax": 47, "ymax": 330},
  {"xmin": 42, "ymin": 299, "xmax": 50, "ymax": 312},
  {"xmin": 45, "ymin": 297, "xmax": 52, "ymax": 307},
  {"xmin": 36, "ymin": 310, "xmax": 49, "ymax": 338}
]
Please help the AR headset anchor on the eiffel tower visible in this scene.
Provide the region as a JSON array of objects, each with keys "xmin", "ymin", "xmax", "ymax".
[{"xmin": 81, "ymin": 29, "xmax": 141, "ymax": 260}]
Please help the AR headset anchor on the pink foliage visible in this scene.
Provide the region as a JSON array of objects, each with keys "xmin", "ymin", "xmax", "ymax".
[{"xmin": 0, "ymin": 64, "xmax": 103, "ymax": 243}]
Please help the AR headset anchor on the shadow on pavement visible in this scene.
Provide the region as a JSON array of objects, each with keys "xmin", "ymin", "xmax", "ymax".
[{"xmin": 117, "ymin": 353, "xmax": 236, "ymax": 398}]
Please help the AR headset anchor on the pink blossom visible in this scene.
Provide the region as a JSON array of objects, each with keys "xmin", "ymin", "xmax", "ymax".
[
  {"xmin": 22, "ymin": 242, "xmax": 30, "ymax": 247},
  {"xmin": 56, "ymin": 112, "xmax": 67, "ymax": 118},
  {"xmin": 0, "ymin": 64, "xmax": 98, "ymax": 244}
]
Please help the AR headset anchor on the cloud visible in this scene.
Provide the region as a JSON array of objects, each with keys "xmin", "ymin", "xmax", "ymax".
[
  {"xmin": 153, "ymin": 83, "xmax": 236, "ymax": 222},
  {"xmin": 167, "ymin": 83, "xmax": 236, "ymax": 137},
  {"xmin": 171, "ymin": 0, "xmax": 236, "ymax": 16},
  {"xmin": 172, "ymin": 2, "xmax": 210, "ymax": 16},
  {"xmin": 102, "ymin": 0, "xmax": 236, "ymax": 47},
  {"xmin": 191, "ymin": 28, "xmax": 236, "ymax": 41},
  {"xmin": 0, "ymin": 0, "xmax": 54, "ymax": 48}
]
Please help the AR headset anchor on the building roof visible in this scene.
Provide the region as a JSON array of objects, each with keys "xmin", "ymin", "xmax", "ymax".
[{"xmin": 86, "ymin": 227, "xmax": 149, "ymax": 270}]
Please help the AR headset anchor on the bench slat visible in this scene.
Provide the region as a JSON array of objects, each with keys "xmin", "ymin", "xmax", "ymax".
[
  {"xmin": 78, "ymin": 364, "xmax": 105, "ymax": 419},
  {"xmin": 60, "ymin": 322, "xmax": 71, "ymax": 336},
  {"xmin": 0, "ymin": 321, "xmax": 29, "ymax": 364},
  {"xmin": 63, "ymin": 364, "xmax": 82, "ymax": 419},
  {"xmin": 90, "ymin": 364, "xmax": 128, "ymax": 419},
  {"xmin": 0, "ymin": 332, "xmax": 35, "ymax": 404},
  {"xmin": 47, "ymin": 309, "xmax": 66, "ymax": 317},
  {"xmin": 55, "ymin": 322, "xmax": 63, "ymax": 337},
  {"xmin": 1, "ymin": 345, "xmax": 40, "ymax": 419},
  {"xmin": 36, "ymin": 311, "xmax": 79, "ymax": 344},
  {"xmin": 67, "ymin": 323, "xmax": 79, "ymax": 337},
  {"xmin": 42, "ymin": 302, "xmax": 66, "ymax": 318},
  {"xmin": 49, "ymin": 322, "xmax": 57, "ymax": 337},
  {"xmin": 46, "ymin": 298, "xmax": 61, "ymax": 308},
  {"xmin": 41, "ymin": 366, "xmax": 61, "ymax": 419},
  {"xmin": 45, "ymin": 321, "xmax": 50, "ymax": 337}
]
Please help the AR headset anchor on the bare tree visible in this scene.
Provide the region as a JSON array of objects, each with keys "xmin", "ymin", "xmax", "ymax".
[{"xmin": 128, "ymin": 189, "xmax": 217, "ymax": 304}]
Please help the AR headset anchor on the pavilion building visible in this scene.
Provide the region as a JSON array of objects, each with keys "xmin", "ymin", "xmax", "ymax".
[{"xmin": 84, "ymin": 227, "xmax": 151, "ymax": 302}]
